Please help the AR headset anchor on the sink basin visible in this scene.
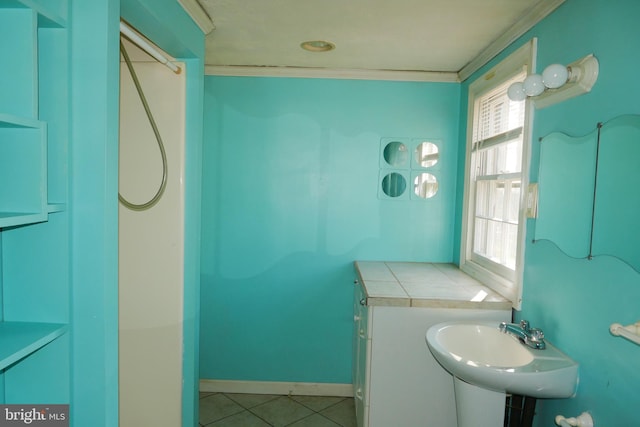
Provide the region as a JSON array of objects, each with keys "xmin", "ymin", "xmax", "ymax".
[{"xmin": 426, "ymin": 321, "xmax": 578, "ymax": 398}]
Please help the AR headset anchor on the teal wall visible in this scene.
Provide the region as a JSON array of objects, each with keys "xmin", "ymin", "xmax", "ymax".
[
  {"xmin": 458, "ymin": 0, "xmax": 640, "ymax": 425},
  {"xmin": 69, "ymin": 1, "xmax": 120, "ymax": 424},
  {"xmin": 200, "ymin": 77, "xmax": 460, "ymax": 382},
  {"xmin": 201, "ymin": 0, "xmax": 640, "ymax": 424},
  {"xmin": 69, "ymin": 0, "xmax": 204, "ymax": 425}
]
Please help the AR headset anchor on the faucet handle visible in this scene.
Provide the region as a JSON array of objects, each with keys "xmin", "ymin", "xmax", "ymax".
[
  {"xmin": 519, "ymin": 319, "xmax": 530, "ymax": 331},
  {"xmin": 529, "ymin": 328, "xmax": 546, "ymax": 349},
  {"xmin": 530, "ymin": 328, "xmax": 544, "ymax": 341}
]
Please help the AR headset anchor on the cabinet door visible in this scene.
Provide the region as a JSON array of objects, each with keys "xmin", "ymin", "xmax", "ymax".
[{"xmin": 353, "ymin": 280, "xmax": 370, "ymax": 427}]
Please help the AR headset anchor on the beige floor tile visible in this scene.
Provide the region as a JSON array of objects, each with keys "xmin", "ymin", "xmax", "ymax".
[
  {"xmin": 207, "ymin": 410, "xmax": 271, "ymax": 427},
  {"xmin": 319, "ymin": 398, "xmax": 357, "ymax": 427},
  {"xmin": 199, "ymin": 393, "xmax": 357, "ymax": 427},
  {"xmin": 199, "ymin": 394, "xmax": 244, "ymax": 425},
  {"xmin": 287, "ymin": 413, "xmax": 341, "ymax": 426},
  {"xmin": 290, "ymin": 396, "xmax": 346, "ymax": 412},
  {"xmin": 250, "ymin": 396, "xmax": 314, "ymax": 426},
  {"xmin": 226, "ymin": 393, "xmax": 280, "ymax": 409}
]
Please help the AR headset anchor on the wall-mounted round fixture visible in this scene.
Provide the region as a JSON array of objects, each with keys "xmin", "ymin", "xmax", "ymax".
[{"xmin": 300, "ymin": 40, "xmax": 335, "ymax": 52}]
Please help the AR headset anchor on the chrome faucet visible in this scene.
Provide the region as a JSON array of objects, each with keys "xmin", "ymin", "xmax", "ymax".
[{"xmin": 499, "ymin": 320, "xmax": 546, "ymax": 350}]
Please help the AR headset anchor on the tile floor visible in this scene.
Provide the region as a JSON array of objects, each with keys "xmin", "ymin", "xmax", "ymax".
[{"xmin": 199, "ymin": 392, "xmax": 357, "ymax": 427}]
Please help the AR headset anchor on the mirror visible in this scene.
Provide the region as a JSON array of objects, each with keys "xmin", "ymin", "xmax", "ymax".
[
  {"xmin": 413, "ymin": 173, "xmax": 438, "ymax": 198},
  {"xmin": 535, "ymin": 129, "xmax": 597, "ymax": 258},
  {"xmin": 536, "ymin": 115, "xmax": 640, "ymax": 271},
  {"xmin": 381, "ymin": 172, "xmax": 406, "ymax": 197},
  {"xmin": 383, "ymin": 141, "xmax": 408, "ymax": 167},
  {"xmin": 591, "ymin": 115, "xmax": 640, "ymax": 270},
  {"xmin": 414, "ymin": 142, "xmax": 439, "ymax": 168}
]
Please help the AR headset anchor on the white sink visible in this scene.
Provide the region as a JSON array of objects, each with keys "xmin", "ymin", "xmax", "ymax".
[{"xmin": 426, "ymin": 321, "xmax": 578, "ymax": 398}]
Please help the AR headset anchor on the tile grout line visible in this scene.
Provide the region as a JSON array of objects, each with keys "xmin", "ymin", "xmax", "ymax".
[
  {"xmin": 284, "ymin": 396, "xmax": 347, "ymax": 427},
  {"xmin": 244, "ymin": 404, "xmax": 276, "ymax": 426},
  {"xmin": 200, "ymin": 393, "xmax": 355, "ymax": 427},
  {"xmin": 283, "ymin": 411, "xmax": 341, "ymax": 427},
  {"xmin": 244, "ymin": 395, "xmax": 316, "ymax": 426},
  {"xmin": 200, "ymin": 393, "xmax": 257, "ymax": 426}
]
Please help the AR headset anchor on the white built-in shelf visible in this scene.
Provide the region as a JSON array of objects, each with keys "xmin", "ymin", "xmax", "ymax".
[{"xmin": 0, "ymin": 321, "xmax": 68, "ymax": 371}]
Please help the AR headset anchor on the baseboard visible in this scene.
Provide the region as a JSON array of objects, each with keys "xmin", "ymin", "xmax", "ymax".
[{"xmin": 200, "ymin": 379, "xmax": 354, "ymax": 397}]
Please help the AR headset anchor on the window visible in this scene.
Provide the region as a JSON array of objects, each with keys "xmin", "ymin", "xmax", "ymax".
[{"xmin": 460, "ymin": 40, "xmax": 535, "ymax": 309}]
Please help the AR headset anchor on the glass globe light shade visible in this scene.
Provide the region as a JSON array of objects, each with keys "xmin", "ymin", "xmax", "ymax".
[
  {"xmin": 507, "ymin": 82, "xmax": 527, "ymax": 101},
  {"xmin": 542, "ymin": 63, "xmax": 569, "ymax": 89},
  {"xmin": 523, "ymin": 74, "xmax": 545, "ymax": 96}
]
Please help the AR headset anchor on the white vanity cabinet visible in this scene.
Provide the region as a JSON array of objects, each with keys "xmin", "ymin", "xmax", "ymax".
[{"xmin": 352, "ymin": 261, "xmax": 511, "ymax": 427}]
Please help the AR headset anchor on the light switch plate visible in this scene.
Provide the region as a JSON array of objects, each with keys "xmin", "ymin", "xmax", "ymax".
[{"xmin": 526, "ymin": 183, "xmax": 538, "ymax": 218}]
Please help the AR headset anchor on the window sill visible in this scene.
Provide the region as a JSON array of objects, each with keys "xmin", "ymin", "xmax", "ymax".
[{"xmin": 460, "ymin": 260, "xmax": 521, "ymax": 310}]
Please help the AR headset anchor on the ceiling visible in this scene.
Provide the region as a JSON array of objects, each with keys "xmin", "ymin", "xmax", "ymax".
[{"xmin": 191, "ymin": 0, "xmax": 564, "ymax": 81}]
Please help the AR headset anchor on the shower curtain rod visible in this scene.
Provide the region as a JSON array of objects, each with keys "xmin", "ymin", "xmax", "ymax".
[{"xmin": 119, "ymin": 21, "xmax": 182, "ymax": 74}]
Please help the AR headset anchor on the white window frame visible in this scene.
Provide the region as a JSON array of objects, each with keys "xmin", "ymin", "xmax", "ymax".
[{"xmin": 460, "ymin": 39, "xmax": 537, "ymax": 310}]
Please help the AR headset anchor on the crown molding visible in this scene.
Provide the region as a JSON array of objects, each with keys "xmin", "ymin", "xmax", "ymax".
[
  {"xmin": 458, "ymin": 0, "xmax": 565, "ymax": 82},
  {"xmin": 205, "ymin": 65, "xmax": 459, "ymax": 83},
  {"xmin": 178, "ymin": 0, "xmax": 215, "ymax": 34}
]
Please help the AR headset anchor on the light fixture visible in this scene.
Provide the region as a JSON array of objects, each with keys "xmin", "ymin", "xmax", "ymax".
[
  {"xmin": 300, "ymin": 40, "xmax": 336, "ymax": 52},
  {"xmin": 507, "ymin": 54, "xmax": 599, "ymax": 108}
]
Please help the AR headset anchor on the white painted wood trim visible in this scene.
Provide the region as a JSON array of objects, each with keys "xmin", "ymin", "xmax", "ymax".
[
  {"xmin": 458, "ymin": 0, "xmax": 565, "ymax": 82},
  {"xmin": 178, "ymin": 0, "xmax": 215, "ymax": 34},
  {"xmin": 205, "ymin": 65, "xmax": 459, "ymax": 83},
  {"xmin": 459, "ymin": 39, "xmax": 537, "ymax": 311},
  {"xmin": 200, "ymin": 379, "xmax": 355, "ymax": 397}
]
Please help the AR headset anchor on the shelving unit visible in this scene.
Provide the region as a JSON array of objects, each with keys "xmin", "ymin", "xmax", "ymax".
[
  {"xmin": 0, "ymin": 0, "xmax": 69, "ymax": 406},
  {"xmin": 0, "ymin": 114, "xmax": 47, "ymax": 228}
]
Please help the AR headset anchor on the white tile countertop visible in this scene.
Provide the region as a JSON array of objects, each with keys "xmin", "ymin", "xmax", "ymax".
[{"xmin": 354, "ymin": 261, "xmax": 511, "ymax": 309}]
